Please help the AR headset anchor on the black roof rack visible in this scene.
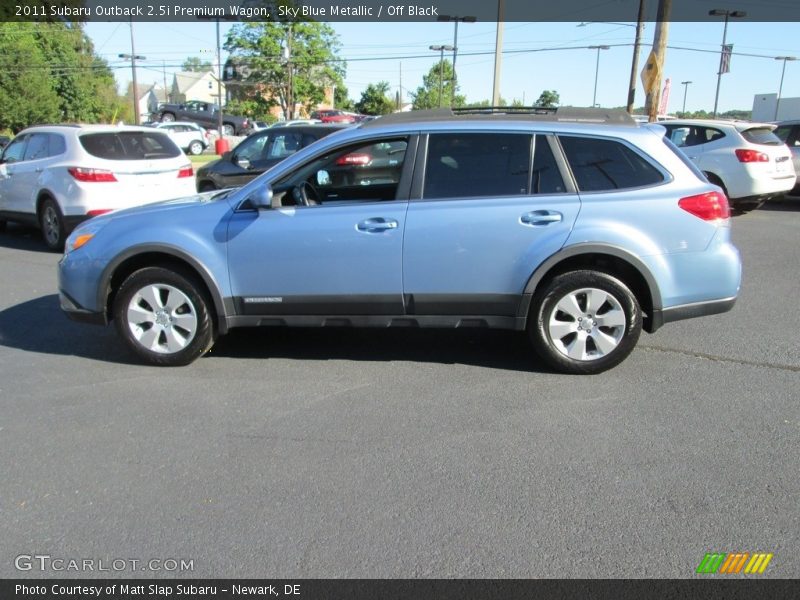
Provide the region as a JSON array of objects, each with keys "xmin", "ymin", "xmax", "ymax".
[{"xmin": 363, "ymin": 106, "xmax": 636, "ymax": 127}]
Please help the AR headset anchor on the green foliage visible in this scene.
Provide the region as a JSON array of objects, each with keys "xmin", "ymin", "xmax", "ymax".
[
  {"xmin": 411, "ymin": 60, "xmax": 466, "ymax": 110},
  {"xmin": 224, "ymin": 98, "xmax": 277, "ymax": 122},
  {"xmin": 334, "ymin": 84, "xmax": 354, "ymax": 112},
  {"xmin": 674, "ymin": 109, "xmax": 752, "ymax": 120},
  {"xmin": 0, "ymin": 22, "xmax": 120, "ymax": 132},
  {"xmin": 224, "ymin": 20, "xmax": 345, "ymax": 120},
  {"xmin": 536, "ymin": 90, "xmax": 560, "ymax": 108},
  {"xmin": 182, "ymin": 57, "xmax": 213, "ymax": 72},
  {"xmin": 355, "ymin": 82, "xmax": 394, "ymax": 116}
]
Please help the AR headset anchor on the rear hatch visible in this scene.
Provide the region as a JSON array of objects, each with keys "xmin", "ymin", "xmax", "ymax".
[
  {"xmin": 76, "ymin": 130, "xmax": 193, "ymax": 202},
  {"xmin": 735, "ymin": 124, "xmax": 795, "ymax": 180}
]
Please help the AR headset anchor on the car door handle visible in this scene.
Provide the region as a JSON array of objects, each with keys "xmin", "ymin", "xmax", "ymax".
[
  {"xmin": 357, "ymin": 217, "xmax": 398, "ymax": 233},
  {"xmin": 520, "ymin": 210, "xmax": 563, "ymax": 226}
]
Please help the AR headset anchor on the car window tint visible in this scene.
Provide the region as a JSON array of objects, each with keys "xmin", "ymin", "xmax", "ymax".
[
  {"xmin": 48, "ymin": 134, "xmax": 66, "ymax": 157},
  {"xmin": 80, "ymin": 132, "xmax": 182, "ymax": 160},
  {"xmin": 774, "ymin": 126, "xmax": 791, "ymax": 142},
  {"xmin": 2, "ymin": 135, "xmax": 27, "ymax": 163},
  {"xmin": 532, "ymin": 136, "xmax": 566, "ymax": 194},
  {"xmin": 23, "ymin": 133, "xmax": 49, "ymax": 161},
  {"xmin": 235, "ymin": 134, "xmax": 269, "ymax": 162},
  {"xmin": 741, "ymin": 127, "xmax": 782, "ymax": 146},
  {"xmin": 560, "ymin": 136, "xmax": 664, "ymax": 192},
  {"xmin": 424, "ymin": 133, "xmax": 531, "ymax": 199},
  {"xmin": 266, "ymin": 132, "xmax": 304, "ymax": 159},
  {"xmin": 704, "ymin": 128, "xmax": 725, "ymax": 143}
]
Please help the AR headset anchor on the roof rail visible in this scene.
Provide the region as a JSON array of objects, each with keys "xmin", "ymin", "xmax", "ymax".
[{"xmin": 363, "ymin": 106, "xmax": 636, "ymax": 127}]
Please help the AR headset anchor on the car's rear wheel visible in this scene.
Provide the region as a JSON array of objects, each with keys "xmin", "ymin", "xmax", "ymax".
[
  {"xmin": 188, "ymin": 140, "xmax": 204, "ymax": 155},
  {"xmin": 222, "ymin": 123, "xmax": 235, "ymax": 136},
  {"xmin": 39, "ymin": 197, "xmax": 65, "ymax": 251},
  {"xmin": 198, "ymin": 181, "xmax": 216, "ymax": 193},
  {"xmin": 113, "ymin": 267, "xmax": 215, "ymax": 366},
  {"xmin": 528, "ymin": 270, "xmax": 642, "ymax": 374},
  {"xmin": 160, "ymin": 112, "xmax": 176, "ymax": 122}
]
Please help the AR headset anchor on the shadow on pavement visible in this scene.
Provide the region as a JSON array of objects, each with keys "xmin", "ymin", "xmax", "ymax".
[
  {"xmin": 0, "ymin": 223, "xmax": 55, "ymax": 253},
  {"xmin": 760, "ymin": 197, "xmax": 800, "ymax": 212},
  {"xmin": 0, "ymin": 294, "xmax": 546, "ymax": 372}
]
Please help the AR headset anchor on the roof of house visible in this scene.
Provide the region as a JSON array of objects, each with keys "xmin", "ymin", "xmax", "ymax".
[{"xmin": 173, "ymin": 71, "xmax": 214, "ymax": 94}]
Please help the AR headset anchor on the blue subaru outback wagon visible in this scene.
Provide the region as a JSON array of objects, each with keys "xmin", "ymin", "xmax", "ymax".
[{"xmin": 58, "ymin": 107, "xmax": 741, "ymax": 374}]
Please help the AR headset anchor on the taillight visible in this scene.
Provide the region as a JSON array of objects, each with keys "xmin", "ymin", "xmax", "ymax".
[
  {"xmin": 177, "ymin": 165, "xmax": 194, "ymax": 178},
  {"xmin": 336, "ymin": 153, "xmax": 371, "ymax": 166},
  {"xmin": 735, "ymin": 149, "xmax": 769, "ymax": 163},
  {"xmin": 87, "ymin": 209, "xmax": 112, "ymax": 217},
  {"xmin": 68, "ymin": 167, "xmax": 116, "ymax": 182},
  {"xmin": 679, "ymin": 191, "xmax": 730, "ymax": 221}
]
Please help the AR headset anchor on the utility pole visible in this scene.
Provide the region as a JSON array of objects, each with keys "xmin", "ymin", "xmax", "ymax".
[
  {"xmin": 286, "ymin": 26, "xmax": 294, "ymax": 120},
  {"xmin": 492, "ymin": 0, "xmax": 504, "ymax": 106},
  {"xmin": 398, "ymin": 62, "xmax": 403, "ymax": 110},
  {"xmin": 645, "ymin": 0, "xmax": 671, "ymax": 122},
  {"xmin": 119, "ymin": 19, "xmax": 145, "ymax": 125},
  {"xmin": 162, "ymin": 60, "xmax": 169, "ymax": 103},
  {"xmin": 626, "ymin": 0, "xmax": 646, "ymax": 113}
]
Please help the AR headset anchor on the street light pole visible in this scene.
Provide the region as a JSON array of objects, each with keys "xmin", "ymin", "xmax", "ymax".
[
  {"xmin": 681, "ymin": 80, "xmax": 692, "ymax": 114},
  {"xmin": 429, "ymin": 44, "xmax": 453, "ymax": 108},
  {"xmin": 710, "ymin": 8, "xmax": 747, "ymax": 119},
  {"xmin": 589, "ymin": 45, "xmax": 610, "ymax": 107},
  {"xmin": 438, "ymin": 15, "xmax": 476, "ymax": 106},
  {"xmin": 774, "ymin": 56, "xmax": 797, "ymax": 120}
]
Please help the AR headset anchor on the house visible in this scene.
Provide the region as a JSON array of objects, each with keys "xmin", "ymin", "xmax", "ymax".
[
  {"xmin": 127, "ymin": 83, "xmax": 168, "ymax": 122},
  {"xmin": 170, "ymin": 71, "xmax": 226, "ymax": 106}
]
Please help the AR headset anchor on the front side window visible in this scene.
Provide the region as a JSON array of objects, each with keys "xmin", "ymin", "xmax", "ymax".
[
  {"xmin": 559, "ymin": 136, "xmax": 664, "ymax": 192},
  {"xmin": 1, "ymin": 135, "xmax": 27, "ymax": 164},
  {"xmin": 424, "ymin": 133, "xmax": 531, "ymax": 199},
  {"xmin": 273, "ymin": 137, "xmax": 409, "ymax": 206}
]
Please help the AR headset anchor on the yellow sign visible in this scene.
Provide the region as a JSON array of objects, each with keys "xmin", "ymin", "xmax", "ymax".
[{"xmin": 640, "ymin": 50, "xmax": 661, "ymax": 95}]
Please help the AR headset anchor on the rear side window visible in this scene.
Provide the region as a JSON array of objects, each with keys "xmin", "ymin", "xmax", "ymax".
[
  {"xmin": 79, "ymin": 132, "xmax": 181, "ymax": 160},
  {"xmin": 559, "ymin": 136, "xmax": 664, "ymax": 192},
  {"xmin": 740, "ymin": 127, "xmax": 782, "ymax": 146},
  {"xmin": 23, "ymin": 133, "xmax": 50, "ymax": 161},
  {"xmin": 424, "ymin": 133, "xmax": 530, "ymax": 199}
]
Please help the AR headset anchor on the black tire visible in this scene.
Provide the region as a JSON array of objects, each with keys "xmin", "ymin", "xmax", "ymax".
[
  {"xmin": 198, "ymin": 181, "xmax": 217, "ymax": 193},
  {"xmin": 38, "ymin": 197, "xmax": 66, "ymax": 251},
  {"xmin": 0, "ymin": 220, "xmax": 6, "ymax": 233},
  {"xmin": 222, "ymin": 123, "xmax": 235, "ymax": 137},
  {"xmin": 113, "ymin": 267, "xmax": 216, "ymax": 366},
  {"xmin": 528, "ymin": 270, "xmax": 642, "ymax": 374},
  {"xmin": 188, "ymin": 140, "xmax": 204, "ymax": 155},
  {"xmin": 160, "ymin": 112, "xmax": 176, "ymax": 122}
]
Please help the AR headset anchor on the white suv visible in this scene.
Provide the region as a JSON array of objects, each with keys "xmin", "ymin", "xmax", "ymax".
[
  {"xmin": 662, "ymin": 120, "xmax": 795, "ymax": 211},
  {"xmin": 152, "ymin": 121, "xmax": 208, "ymax": 155},
  {"xmin": 0, "ymin": 125, "xmax": 196, "ymax": 250}
]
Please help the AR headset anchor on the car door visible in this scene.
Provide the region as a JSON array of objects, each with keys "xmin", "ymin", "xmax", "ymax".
[
  {"xmin": 6, "ymin": 132, "xmax": 53, "ymax": 214},
  {"xmin": 0, "ymin": 134, "xmax": 28, "ymax": 214},
  {"xmin": 402, "ymin": 132, "xmax": 580, "ymax": 318},
  {"xmin": 225, "ymin": 135, "xmax": 417, "ymax": 318}
]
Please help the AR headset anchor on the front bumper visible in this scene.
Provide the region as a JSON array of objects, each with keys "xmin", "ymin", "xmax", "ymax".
[{"xmin": 59, "ymin": 289, "xmax": 106, "ymax": 326}]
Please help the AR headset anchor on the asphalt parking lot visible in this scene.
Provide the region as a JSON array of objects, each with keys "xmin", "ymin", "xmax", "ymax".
[{"xmin": 1, "ymin": 202, "xmax": 798, "ymax": 579}]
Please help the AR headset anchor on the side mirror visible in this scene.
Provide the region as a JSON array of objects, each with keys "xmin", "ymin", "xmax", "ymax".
[
  {"xmin": 236, "ymin": 157, "xmax": 251, "ymax": 170},
  {"xmin": 222, "ymin": 150, "xmax": 232, "ymax": 161},
  {"xmin": 250, "ymin": 184, "xmax": 273, "ymax": 209}
]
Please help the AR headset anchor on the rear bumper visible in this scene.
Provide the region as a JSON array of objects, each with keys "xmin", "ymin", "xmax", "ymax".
[{"xmin": 649, "ymin": 296, "xmax": 736, "ymax": 332}]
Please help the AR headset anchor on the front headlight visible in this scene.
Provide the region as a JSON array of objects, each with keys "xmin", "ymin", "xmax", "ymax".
[{"xmin": 65, "ymin": 220, "xmax": 107, "ymax": 254}]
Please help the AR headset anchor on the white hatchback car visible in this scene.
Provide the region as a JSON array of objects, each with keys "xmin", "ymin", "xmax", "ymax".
[
  {"xmin": 661, "ymin": 120, "xmax": 795, "ymax": 211},
  {"xmin": 152, "ymin": 121, "xmax": 209, "ymax": 155},
  {"xmin": 0, "ymin": 125, "xmax": 195, "ymax": 250}
]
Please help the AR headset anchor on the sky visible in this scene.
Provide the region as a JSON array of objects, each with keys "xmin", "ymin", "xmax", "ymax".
[{"xmin": 83, "ymin": 20, "xmax": 800, "ymax": 115}]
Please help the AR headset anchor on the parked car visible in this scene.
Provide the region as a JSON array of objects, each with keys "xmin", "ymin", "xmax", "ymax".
[
  {"xmin": 661, "ymin": 119, "xmax": 795, "ymax": 211},
  {"xmin": 151, "ymin": 121, "xmax": 209, "ymax": 155},
  {"xmin": 269, "ymin": 119, "xmax": 323, "ymax": 127},
  {"xmin": 772, "ymin": 119, "xmax": 800, "ymax": 196},
  {"xmin": 154, "ymin": 100, "xmax": 251, "ymax": 136},
  {"xmin": 0, "ymin": 124, "xmax": 195, "ymax": 250},
  {"xmin": 195, "ymin": 124, "xmax": 344, "ymax": 192},
  {"xmin": 58, "ymin": 107, "xmax": 742, "ymax": 374},
  {"xmin": 310, "ymin": 109, "xmax": 356, "ymax": 124}
]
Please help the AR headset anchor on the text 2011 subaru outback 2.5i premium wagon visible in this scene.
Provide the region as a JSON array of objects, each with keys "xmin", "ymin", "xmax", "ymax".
[{"xmin": 58, "ymin": 108, "xmax": 742, "ymax": 374}]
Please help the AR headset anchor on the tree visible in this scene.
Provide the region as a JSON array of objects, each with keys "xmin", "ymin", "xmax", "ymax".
[
  {"xmin": 182, "ymin": 57, "xmax": 213, "ymax": 72},
  {"xmin": 536, "ymin": 90, "xmax": 560, "ymax": 108},
  {"xmin": 411, "ymin": 60, "xmax": 466, "ymax": 110},
  {"xmin": 355, "ymin": 82, "xmax": 394, "ymax": 115},
  {"xmin": 334, "ymin": 84, "xmax": 354, "ymax": 112},
  {"xmin": 225, "ymin": 21, "xmax": 345, "ymax": 120}
]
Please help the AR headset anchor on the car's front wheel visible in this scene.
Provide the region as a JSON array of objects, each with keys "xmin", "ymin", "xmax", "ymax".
[
  {"xmin": 39, "ymin": 197, "xmax": 65, "ymax": 251},
  {"xmin": 222, "ymin": 123, "xmax": 235, "ymax": 137},
  {"xmin": 529, "ymin": 270, "xmax": 642, "ymax": 374},
  {"xmin": 113, "ymin": 267, "xmax": 215, "ymax": 366},
  {"xmin": 160, "ymin": 112, "xmax": 176, "ymax": 122},
  {"xmin": 188, "ymin": 140, "xmax": 204, "ymax": 155}
]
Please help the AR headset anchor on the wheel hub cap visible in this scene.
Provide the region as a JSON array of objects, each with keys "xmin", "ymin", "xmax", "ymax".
[
  {"xmin": 127, "ymin": 284, "xmax": 198, "ymax": 355},
  {"xmin": 547, "ymin": 287, "xmax": 626, "ymax": 362}
]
